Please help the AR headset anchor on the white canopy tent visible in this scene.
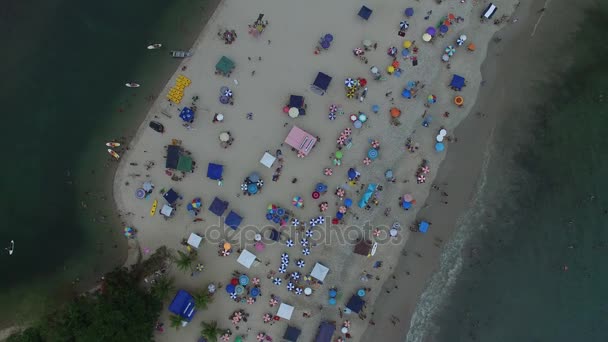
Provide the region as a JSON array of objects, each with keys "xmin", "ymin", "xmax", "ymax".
[
  {"xmin": 311, "ymin": 262, "xmax": 329, "ymax": 282},
  {"xmin": 187, "ymin": 233, "xmax": 203, "ymax": 248},
  {"xmin": 277, "ymin": 303, "xmax": 295, "ymax": 320},
  {"xmin": 237, "ymin": 249, "xmax": 257, "ymax": 269},
  {"xmin": 160, "ymin": 204, "xmax": 174, "ymax": 217},
  {"xmin": 260, "ymin": 152, "xmax": 277, "ymax": 168}
]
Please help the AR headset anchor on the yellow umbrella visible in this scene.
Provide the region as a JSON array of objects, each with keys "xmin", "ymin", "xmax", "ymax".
[
  {"xmin": 403, "ymin": 40, "xmax": 412, "ymax": 48},
  {"xmin": 387, "ymin": 65, "xmax": 395, "ymax": 73}
]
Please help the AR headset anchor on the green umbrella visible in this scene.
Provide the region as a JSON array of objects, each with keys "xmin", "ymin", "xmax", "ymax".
[{"xmin": 335, "ymin": 151, "xmax": 343, "ymax": 159}]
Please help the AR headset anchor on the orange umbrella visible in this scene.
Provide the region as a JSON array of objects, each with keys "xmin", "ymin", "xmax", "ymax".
[
  {"xmin": 448, "ymin": 13, "xmax": 455, "ymax": 20},
  {"xmin": 454, "ymin": 96, "xmax": 464, "ymax": 106},
  {"xmin": 392, "ymin": 60, "xmax": 400, "ymax": 68},
  {"xmin": 467, "ymin": 43, "xmax": 476, "ymax": 51},
  {"xmin": 224, "ymin": 242, "xmax": 232, "ymax": 250},
  {"xmin": 390, "ymin": 107, "xmax": 401, "ymax": 118}
]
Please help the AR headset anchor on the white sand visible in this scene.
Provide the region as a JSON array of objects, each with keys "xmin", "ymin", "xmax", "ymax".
[{"xmin": 114, "ymin": 0, "xmax": 517, "ymax": 340}]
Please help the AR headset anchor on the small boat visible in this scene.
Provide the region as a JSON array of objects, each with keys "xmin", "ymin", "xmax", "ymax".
[
  {"xmin": 107, "ymin": 149, "xmax": 120, "ymax": 159},
  {"xmin": 147, "ymin": 43, "xmax": 162, "ymax": 50},
  {"xmin": 106, "ymin": 142, "xmax": 121, "ymax": 147},
  {"xmin": 125, "ymin": 83, "xmax": 140, "ymax": 88},
  {"xmin": 7, "ymin": 240, "xmax": 14, "ymax": 255},
  {"xmin": 170, "ymin": 50, "xmax": 193, "ymax": 58},
  {"xmin": 371, "ymin": 242, "xmax": 378, "ymax": 256},
  {"xmin": 150, "ymin": 199, "xmax": 158, "ymax": 216}
]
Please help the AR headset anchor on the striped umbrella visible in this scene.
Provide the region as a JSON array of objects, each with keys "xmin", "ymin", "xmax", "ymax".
[
  {"xmin": 346, "ymin": 90, "xmax": 355, "ymax": 99},
  {"xmin": 295, "ymin": 287, "xmax": 303, "ymax": 295},
  {"xmin": 291, "ymin": 272, "xmax": 301, "ymax": 280},
  {"xmin": 329, "ymin": 112, "xmax": 336, "ymax": 120},
  {"xmin": 339, "ymin": 206, "xmax": 347, "ymax": 214},
  {"xmin": 324, "ymin": 168, "xmax": 333, "ymax": 176},
  {"xmin": 319, "ymin": 202, "xmax": 329, "ymax": 212},
  {"xmin": 230, "ymin": 292, "xmax": 237, "ymax": 299},
  {"xmin": 281, "ymin": 253, "xmax": 289, "ymax": 260},
  {"xmin": 305, "ymin": 229, "xmax": 314, "ymax": 238},
  {"xmin": 345, "ymin": 78, "xmax": 355, "ymax": 87},
  {"xmin": 285, "ymin": 239, "xmax": 294, "ymax": 247},
  {"xmin": 445, "ymin": 45, "xmax": 456, "ymax": 56},
  {"xmin": 302, "ymin": 248, "xmax": 311, "ymax": 256},
  {"xmin": 371, "ymin": 140, "xmax": 380, "ymax": 148},
  {"xmin": 344, "ymin": 128, "xmax": 352, "ymax": 136},
  {"xmin": 335, "ymin": 188, "xmax": 345, "ymax": 197},
  {"xmin": 337, "ymin": 136, "xmax": 346, "ymax": 145},
  {"xmin": 240, "ymin": 183, "xmax": 248, "ymax": 191},
  {"xmin": 256, "ymin": 333, "xmax": 266, "ymax": 342},
  {"xmin": 309, "ymin": 219, "xmax": 317, "ymax": 227},
  {"xmin": 269, "ymin": 298, "xmax": 278, "ymax": 306},
  {"xmin": 296, "ymin": 259, "xmax": 306, "ymax": 268},
  {"xmin": 363, "ymin": 157, "xmax": 372, "ymax": 165},
  {"xmin": 300, "ymin": 238, "xmax": 309, "ymax": 247},
  {"xmin": 286, "ymin": 282, "xmax": 295, "ymax": 291},
  {"xmin": 329, "ymin": 104, "xmax": 338, "ymax": 113},
  {"xmin": 278, "ymin": 265, "xmax": 287, "ymax": 273},
  {"xmin": 317, "ymin": 216, "xmax": 326, "ymax": 224},
  {"xmin": 223, "ymin": 88, "xmax": 233, "ymax": 97},
  {"xmin": 291, "ymin": 218, "xmax": 300, "ymax": 226},
  {"xmin": 422, "ymin": 165, "xmax": 431, "ymax": 174}
]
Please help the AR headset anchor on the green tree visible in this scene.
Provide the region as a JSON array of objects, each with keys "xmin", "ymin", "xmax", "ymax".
[
  {"xmin": 200, "ymin": 321, "xmax": 222, "ymax": 342},
  {"xmin": 150, "ymin": 275, "xmax": 175, "ymax": 302},
  {"xmin": 6, "ymin": 327, "xmax": 44, "ymax": 342},
  {"xmin": 169, "ymin": 314, "xmax": 183, "ymax": 330},
  {"xmin": 192, "ymin": 290, "xmax": 213, "ymax": 310},
  {"xmin": 173, "ymin": 251, "xmax": 194, "ymax": 271}
]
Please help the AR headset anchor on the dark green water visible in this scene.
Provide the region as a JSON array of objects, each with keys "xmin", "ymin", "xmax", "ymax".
[
  {"xmin": 422, "ymin": 3, "xmax": 608, "ymax": 341},
  {"xmin": 0, "ymin": 0, "xmax": 211, "ymax": 325}
]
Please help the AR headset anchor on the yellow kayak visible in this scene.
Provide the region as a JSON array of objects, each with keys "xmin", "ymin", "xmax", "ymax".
[{"xmin": 150, "ymin": 199, "xmax": 158, "ymax": 216}]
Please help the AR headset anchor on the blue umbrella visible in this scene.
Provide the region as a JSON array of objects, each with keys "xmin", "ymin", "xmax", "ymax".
[
  {"xmin": 239, "ymin": 275, "xmax": 249, "ymax": 285},
  {"xmin": 286, "ymin": 282, "xmax": 295, "ymax": 291},
  {"xmin": 401, "ymin": 48, "xmax": 410, "ymax": 57},
  {"xmin": 329, "ymin": 289, "xmax": 337, "ymax": 297},
  {"xmin": 219, "ymin": 95, "xmax": 230, "ymax": 104},
  {"xmin": 329, "ymin": 298, "xmax": 337, "ymax": 305},
  {"xmin": 286, "ymin": 239, "xmax": 294, "ymax": 247},
  {"xmin": 266, "ymin": 213, "xmax": 273, "ymax": 220},
  {"xmin": 248, "ymin": 183, "xmax": 258, "ymax": 194},
  {"xmin": 435, "ymin": 142, "xmax": 445, "ymax": 152},
  {"xmin": 406, "ymin": 81, "xmax": 416, "ymax": 90},
  {"xmin": 440, "ymin": 24, "xmax": 449, "ymax": 33},
  {"xmin": 385, "ymin": 169, "xmax": 393, "ymax": 179},
  {"xmin": 402, "ymin": 201, "xmax": 412, "ymax": 209},
  {"xmin": 305, "ymin": 229, "xmax": 314, "ymax": 238},
  {"xmin": 329, "ymin": 112, "xmax": 336, "ymax": 120},
  {"xmin": 135, "ymin": 188, "xmax": 146, "ymax": 199},
  {"xmin": 372, "ymin": 104, "xmax": 380, "ymax": 113},
  {"xmin": 358, "ymin": 289, "xmax": 366, "ymax": 297},
  {"xmin": 336, "ymin": 212, "xmax": 344, "ymax": 219},
  {"xmin": 273, "ymin": 216, "xmax": 280, "ymax": 223},
  {"xmin": 344, "ymin": 198, "xmax": 353, "ymax": 207},
  {"xmin": 316, "ymin": 183, "xmax": 327, "ymax": 192},
  {"xmin": 354, "ymin": 120, "xmax": 362, "ymax": 129},
  {"xmin": 248, "ymin": 172, "xmax": 261, "ymax": 182},
  {"xmin": 405, "ymin": 7, "xmax": 414, "ymax": 17},
  {"xmin": 277, "ymin": 208, "xmax": 285, "ymax": 216},
  {"xmin": 368, "ymin": 148, "xmax": 379, "ymax": 160},
  {"xmin": 426, "ymin": 26, "xmax": 436, "ymax": 36},
  {"xmin": 226, "ymin": 284, "xmax": 235, "ymax": 293},
  {"xmin": 320, "ymin": 40, "xmax": 330, "ymax": 49},
  {"xmin": 347, "ymin": 168, "xmax": 357, "ymax": 180},
  {"xmin": 273, "ymin": 277, "xmax": 282, "ymax": 285},
  {"xmin": 324, "ymin": 33, "xmax": 334, "ymax": 42},
  {"xmin": 250, "ymin": 287, "xmax": 260, "ymax": 297},
  {"xmin": 402, "ymin": 89, "xmax": 412, "ymax": 99}
]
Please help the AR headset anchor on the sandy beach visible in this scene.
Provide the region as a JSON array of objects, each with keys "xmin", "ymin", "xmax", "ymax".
[{"xmin": 114, "ymin": 0, "xmax": 519, "ymax": 340}]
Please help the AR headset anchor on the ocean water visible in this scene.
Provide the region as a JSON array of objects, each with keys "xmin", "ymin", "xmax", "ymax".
[
  {"xmin": 410, "ymin": 3, "xmax": 608, "ymax": 341},
  {"xmin": 0, "ymin": 0, "xmax": 210, "ymax": 325}
]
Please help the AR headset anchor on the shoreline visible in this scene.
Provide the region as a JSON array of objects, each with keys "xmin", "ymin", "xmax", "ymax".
[{"xmin": 113, "ymin": 0, "xmax": 520, "ymax": 340}]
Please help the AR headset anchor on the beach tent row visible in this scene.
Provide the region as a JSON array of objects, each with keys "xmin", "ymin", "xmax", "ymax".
[
  {"xmin": 209, "ymin": 196, "xmax": 243, "ymax": 230},
  {"xmin": 166, "ymin": 145, "xmax": 193, "ymax": 172}
]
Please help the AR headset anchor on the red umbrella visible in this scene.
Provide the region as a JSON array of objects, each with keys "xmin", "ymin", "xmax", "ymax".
[
  {"xmin": 372, "ymin": 228, "xmax": 381, "ymax": 237},
  {"xmin": 256, "ymin": 333, "xmax": 266, "ymax": 342},
  {"xmin": 255, "ymin": 241, "xmax": 265, "ymax": 251},
  {"xmin": 252, "ymin": 277, "xmax": 260, "ymax": 285},
  {"xmin": 359, "ymin": 78, "xmax": 367, "ymax": 87},
  {"xmin": 337, "ymin": 136, "xmax": 346, "ymax": 145},
  {"xmin": 312, "ymin": 191, "xmax": 320, "ymax": 199},
  {"xmin": 263, "ymin": 313, "xmax": 272, "ymax": 323},
  {"xmin": 231, "ymin": 278, "xmax": 239, "ymax": 286},
  {"xmin": 283, "ymin": 106, "xmax": 290, "ymax": 113},
  {"xmin": 332, "ymin": 218, "xmax": 340, "ymax": 224},
  {"xmin": 221, "ymin": 334, "xmax": 231, "ymax": 342}
]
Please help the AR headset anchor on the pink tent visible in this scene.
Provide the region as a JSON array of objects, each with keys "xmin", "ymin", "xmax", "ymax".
[{"xmin": 284, "ymin": 126, "xmax": 317, "ymax": 156}]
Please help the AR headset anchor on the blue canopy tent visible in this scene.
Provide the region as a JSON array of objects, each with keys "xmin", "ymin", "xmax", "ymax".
[
  {"xmin": 419, "ymin": 221, "xmax": 430, "ymax": 233},
  {"xmin": 346, "ymin": 294, "xmax": 365, "ymax": 313},
  {"xmin": 311, "ymin": 72, "xmax": 332, "ymax": 95},
  {"xmin": 207, "ymin": 163, "xmax": 224, "ymax": 180},
  {"xmin": 163, "ymin": 188, "xmax": 179, "ymax": 204},
  {"xmin": 166, "ymin": 145, "xmax": 180, "ymax": 169},
  {"xmin": 179, "ymin": 107, "xmax": 195, "ymax": 123},
  {"xmin": 450, "ymin": 75, "xmax": 466, "ymax": 91},
  {"xmin": 289, "ymin": 95, "xmax": 304, "ymax": 108},
  {"xmin": 209, "ymin": 197, "xmax": 228, "ymax": 216},
  {"xmin": 358, "ymin": 184, "xmax": 377, "ymax": 208},
  {"xmin": 168, "ymin": 290, "xmax": 197, "ymax": 322},
  {"xmin": 270, "ymin": 229, "xmax": 280, "ymax": 241},
  {"xmin": 225, "ymin": 210, "xmax": 243, "ymax": 230},
  {"xmin": 315, "ymin": 321, "xmax": 336, "ymax": 342},
  {"xmin": 284, "ymin": 326, "xmax": 302, "ymax": 342},
  {"xmin": 358, "ymin": 5, "xmax": 373, "ymax": 20}
]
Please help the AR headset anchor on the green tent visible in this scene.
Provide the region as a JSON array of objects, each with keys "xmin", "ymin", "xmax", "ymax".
[
  {"xmin": 215, "ymin": 56, "xmax": 235, "ymax": 75},
  {"xmin": 177, "ymin": 155, "xmax": 193, "ymax": 172}
]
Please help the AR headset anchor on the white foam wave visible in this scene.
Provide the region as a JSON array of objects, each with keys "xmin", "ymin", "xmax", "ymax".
[{"xmin": 405, "ymin": 128, "xmax": 495, "ymax": 342}]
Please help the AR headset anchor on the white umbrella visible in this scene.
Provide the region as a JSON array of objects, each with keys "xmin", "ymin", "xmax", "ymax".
[
  {"xmin": 439, "ymin": 128, "xmax": 448, "ymax": 136},
  {"xmin": 460, "ymin": 34, "xmax": 467, "ymax": 41},
  {"xmin": 436, "ymin": 135, "xmax": 444, "ymax": 142},
  {"xmin": 219, "ymin": 132, "xmax": 230, "ymax": 142},
  {"xmin": 317, "ymin": 216, "xmax": 326, "ymax": 224},
  {"xmin": 288, "ymin": 107, "xmax": 299, "ymax": 118},
  {"xmin": 216, "ymin": 113, "xmax": 224, "ymax": 121}
]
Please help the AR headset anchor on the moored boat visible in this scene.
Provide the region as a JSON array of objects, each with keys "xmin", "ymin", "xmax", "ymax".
[
  {"xmin": 147, "ymin": 43, "xmax": 162, "ymax": 50},
  {"xmin": 106, "ymin": 142, "xmax": 121, "ymax": 147},
  {"xmin": 125, "ymin": 82, "xmax": 140, "ymax": 88},
  {"xmin": 107, "ymin": 149, "xmax": 120, "ymax": 159}
]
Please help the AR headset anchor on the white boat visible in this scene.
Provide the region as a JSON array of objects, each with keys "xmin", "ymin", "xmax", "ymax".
[
  {"xmin": 7, "ymin": 240, "xmax": 14, "ymax": 255},
  {"xmin": 147, "ymin": 43, "xmax": 162, "ymax": 50},
  {"xmin": 125, "ymin": 83, "xmax": 140, "ymax": 88},
  {"xmin": 170, "ymin": 50, "xmax": 193, "ymax": 58}
]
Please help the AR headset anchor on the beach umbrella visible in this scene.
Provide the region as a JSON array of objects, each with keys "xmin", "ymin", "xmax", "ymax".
[
  {"xmin": 221, "ymin": 249, "xmax": 231, "ymax": 256},
  {"xmin": 338, "ymin": 206, "xmax": 347, "ymax": 214},
  {"xmin": 426, "ymin": 26, "xmax": 437, "ymax": 36},
  {"xmin": 281, "ymin": 252, "xmax": 289, "ymax": 260},
  {"xmin": 357, "ymin": 289, "xmax": 366, "ymax": 297},
  {"xmin": 219, "ymin": 132, "xmax": 230, "ymax": 142},
  {"xmin": 216, "ymin": 113, "xmax": 224, "ymax": 121},
  {"xmin": 368, "ymin": 148, "xmax": 379, "ymax": 160},
  {"xmin": 324, "ymin": 33, "xmax": 334, "ymax": 42},
  {"xmin": 387, "ymin": 46, "xmax": 397, "ymax": 56},
  {"xmin": 256, "ymin": 333, "xmax": 266, "ymax": 342},
  {"xmin": 344, "ymin": 127, "xmax": 352, "ymax": 136},
  {"xmin": 390, "ymin": 107, "xmax": 401, "ymax": 118},
  {"xmin": 283, "ymin": 106, "xmax": 290, "ymax": 113},
  {"xmin": 372, "ymin": 104, "xmax": 380, "ymax": 113},
  {"xmin": 349, "ymin": 114, "xmax": 358, "ymax": 122},
  {"xmin": 320, "ymin": 202, "xmax": 329, "ymax": 212},
  {"xmin": 277, "ymin": 208, "xmax": 285, "ymax": 215},
  {"xmin": 263, "ymin": 313, "xmax": 272, "ymax": 323},
  {"xmin": 344, "ymin": 198, "xmax": 353, "ymax": 207},
  {"xmin": 359, "ymin": 78, "xmax": 367, "ymax": 87},
  {"xmin": 401, "ymin": 48, "xmax": 410, "ymax": 57},
  {"xmin": 390, "ymin": 228, "xmax": 399, "ymax": 237},
  {"xmin": 372, "ymin": 228, "xmax": 381, "ymax": 237},
  {"xmin": 446, "ymin": 45, "xmax": 456, "ymax": 56},
  {"xmin": 329, "ymin": 289, "xmax": 337, "ymax": 298},
  {"xmin": 336, "ymin": 188, "xmax": 345, "ymax": 197},
  {"xmin": 295, "ymin": 287, "xmax": 303, "ymax": 295},
  {"xmin": 241, "ymin": 183, "xmax": 248, "ymax": 191},
  {"xmin": 223, "ymin": 88, "xmax": 233, "ymax": 97},
  {"xmin": 300, "ymin": 238, "xmax": 309, "ymax": 247},
  {"xmin": 255, "ymin": 241, "xmax": 265, "ymax": 251},
  {"xmin": 403, "ymin": 194, "xmax": 413, "ymax": 202},
  {"xmin": 302, "ymin": 248, "xmax": 310, "ymax": 255},
  {"xmin": 316, "ymin": 183, "xmax": 328, "ymax": 193},
  {"xmin": 239, "ymin": 274, "xmax": 249, "ymax": 285},
  {"xmin": 291, "ymin": 218, "xmax": 300, "ymax": 226},
  {"xmin": 439, "ymin": 128, "xmax": 447, "ymax": 136},
  {"xmin": 399, "ymin": 21, "xmax": 409, "ymax": 30},
  {"xmin": 312, "ymin": 191, "xmax": 320, "ymax": 199},
  {"xmin": 278, "ymin": 265, "xmax": 287, "ymax": 273},
  {"xmin": 346, "ymin": 91, "xmax": 355, "ymax": 99},
  {"xmin": 402, "ymin": 89, "xmax": 412, "ymax": 99},
  {"xmin": 309, "ymin": 219, "xmax": 317, "ymax": 227},
  {"xmin": 387, "ymin": 65, "xmax": 395, "ymax": 74},
  {"xmin": 225, "ymin": 242, "xmax": 232, "ymax": 251},
  {"xmin": 460, "ymin": 34, "xmax": 467, "ymax": 41},
  {"xmin": 442, "ymin": 54, "xmax": 450, "ymax": 62},
  {"xmin": 353, "ymin": 48, "xmax": 364, "ymax": 56},
  {"xmin": 371, "ymin": 139, "xmax": 380, "ymax": 148},
  {"xmin": 142, "ymin": 181, "xmax": 154, "ymax": 192},
  {"xmin": 291, "ymin": 272, "xmax": 301, "ymax": 280},
  {"xmin": 359, "ymin": 113, "xmax": 367, "ymax": 122},
  {"xmin": 328, "ymin": 112, "xmax": 336, "ymax": 120},
  {"xmin": 329, "ymin": 104, "xmax": 338, "ymax": 113},
  {"xmin": 362, "ymin": 39, "xmax": 373, "ymax": 48},
  {"xmin": 286, "ymin": 239, "xmax": 294, "ymax": 247},
  {"xmin": 467, "ymin": 43, "xmax": 476, "ymax": 51},
  {"xmin": 220, "ymin": 86, "xmax": 229, "ymax": 95},
  {"xmin": 435, "ymin": 143, "xmax": 445, "ymax": 152},
  {"xmin": 454, "ymin": 96, "xmax": 464, "ymax": 106},
  {"xmin": 220, "ymin": 95, "xmax": 230, "ymax": 104},
  {"xmin": 235, "ymin": 285, "xmax": 245, "ymax": 295},
  {"xmin": 272, "ymin": 216, "xmax": 280, "ymax": 223},
  {"xmin": 286, "ymin": 282, "xmax": 295, "ymax": 291},
  {"xmin": 422, "ymin": 165, "xmax": 431, "ymax": 174},
  {"xmin": 422, "ymin": 33, "xmax": 432, "ymax": 42},
  {"xmin": 297, "ymin": 259, "xmax": 306, "ymax": 268},
  {"xmin": 135, "ymin": 188, "xmax": 146, "ymax": 199},
  {"xmin": 440, "ymin": 25, "xmax": 449, "ymax": 34},
  {"xmin": 226, "ymin": 284, "xmax": 236, "ymax": 294},
  {"xmin": 288, "ymin": 107, "xmax": 299, "ymax": 118},
  {"xmin": 428, "ymin": 94, "xmax": 437, "ymax": 104},
  {"xmin": 329, "ymin": 298, "xmax": 337, "ymax": 305},
  {"xmin": 385, "ymin": 169, "xmax": 393, "ymax": 180},
  {"xmin": 221, "ymin": 334, "xmax": 231, "ymax": 342},
  {"xmin": 436, "ymin": 135, "xmax": 444, "ymax": 142},
  {"xmin": 257, "ymin": 179, "xmax": 264, "ymax": 188},
  {"xmin": 247, "ymin": 183, "xmax": 258, "ymax": 194},
  {"xmin": 405, "ymin": 7, "xmax": 414, "ymax": 17},
  {"xmin": 229, "ymin": 292, "xmax": 237, "ymax": 299},
  {"xmin": 324, "ymin": 168, "xmax": 333, "ymax": 176},
  {"xmin": 402, "ymin": 201, "xmax": 412, "ymax": 209},
  {"xmin": 292, "ymin": 196, "xmax": 303, "ymax": 207},
  {"xmin": 248, "ymin": 172, "xmax": 260, "ymax": 182},
  {"xmin": 345, "ymin": 78, "xmax": 355, "ymax": 87},
  {"xmin": 247, "ymin": 297, "xmax": 255, "ymax": 304},
  {"xmin": 320, "ymin": 40, "xmax": 330, "ymax": 49},
  {"xmin": 269, "ymin": 298, "xmax": 278, "ymax": 306},
  {"xmin": 305, "ymin": 229, "xmax": 314, "ymax": 238},
  {"xmin": 354, "ymin": 120, "xmax": 362, "ymax": 129},
  {"xmin": 337, "ymin": 136, "xmax": 346, "ymax": 145},
  {"xmin": 363, "ymin": 157, "xmax": 372, "ymax": 165}
]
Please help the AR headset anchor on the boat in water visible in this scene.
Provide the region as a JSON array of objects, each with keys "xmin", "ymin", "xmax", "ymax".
[
  {"xmin": 125, "ymin": 82, "xmax": 140, "ymax": 88},
  {"xmin": 107, "ymin": 149, "xmax": 120, "ymax": 159},
  {"xmin": 147, "ymin": 43, "xmax": 162, "ymax": 50},
  {"xmin": 170, "ymin": 50, "xmax": 193, "ymax": 58},
  {"xmin": 106, "ymin": 142, "xmax": 121, "ymax": 147},
  {"xmin": 7, "ymin": 240, "xmax": 14, "ymax": 255}
]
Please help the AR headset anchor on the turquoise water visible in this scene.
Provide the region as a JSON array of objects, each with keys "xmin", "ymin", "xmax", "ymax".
[
  {"xmin": 426, "ymin": 4, "xmax": 608, "ymax": 341},
  {"xmin": 0, "ymin": 0, "xmax": 210, "ymax": 324}
]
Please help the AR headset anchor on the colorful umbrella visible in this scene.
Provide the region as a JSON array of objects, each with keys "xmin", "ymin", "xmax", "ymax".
[
  {"xmin": 368, "ymin": 148, "xmax": 379, "ymax": 160},
  {"xmin": 344, "ymin": 127, "xmax": 352, "ymax": 135},
  {"xmin": 417, "ymin": 174, "xmax": 427, "ymax": 183},
  {"xmin": 292, "ymin": 196, "xmax": 303, "ymax": 208},
  {"xmin": 440, "ymin": 25, "xmax": 449, "ymax": 34},
  {"xmin": 442, "ymin": 54, "xmax": 450, "ymax": 62},
  {"xmin": 320, "ymin": 202, "xmax": 329, "ymax": 212},
  {"xmin": 324, "ymin": 168, "xmax": 333, "ymax": 176},
  {"xmin": 345, "ymin": 78, "xmax": 355, "ymax": 87},
  {"xmin": 335, "ymin": 151, "xmax": 343, "ymax": 159},
  {"xmin": 427, "ymin": 94, "xmax": 437, "ymax": 104},
  {"xmin": 295, "ymin": 287, "xmax": 303, "ymax": 295},
  {"xmin": 373, "ymin": 228, "xmax": 381, "ymax": 237},
  {"xmin": 229, "ymin": 292, "xmax": 237, "ymax": 299},
  {"xmin": 359, "ymin": 78, "xmax": 367, "ymax": 87},
  {"xmin": 336, "ymin": 188, "xmax": 345, "ymax": 197},
  {"xmin": 363, "ymin": 157, "xmax": 371, "ymax": 165},
  {"xmin": 220, "ymin": 95, "xmax": 230, "ymax": 104},
  {"xmin": 387, "ymin": 46, "xmax": 398, "ymax": 56},
  {"xmin": 240, "ymin": 183, "xmax": 248, "ymax": 191},
  {"xmin": 346, "ymin": 90, "xmax": 355, "ymax": 99},
  {"xmin": 354, "ymin": 120, "xmax": 362, "ymax": 129},
  {"xmin": 337, "ymin": 136, "xmax": 346, "ymax": 145},
  {"xmin": 445, "ymin": 45, "xmax": 456, "ymax": 56},
  {"xmin": 329, "ymin": 104, "xmax": 338, "ymax": 113},
  {"xmin": 309, "ymin": 219, "xmax": 317, "ymax": 227},
  {"xmin": 339, "ymin": 206, "xmax": 347, "ymax": 214},
  {"xmin": 435, "ymin": 143, "xmax": 445, "ymax": 152}
]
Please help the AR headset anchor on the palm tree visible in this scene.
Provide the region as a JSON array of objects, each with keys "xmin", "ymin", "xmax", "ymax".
[
  {"xmin": 150, "ymin": 276, "xmax": 175, "ymax": 301},
  {"xmin": 173, "ymin": 250, "xmax": 194, "ymax": 271},
  {"xmin": 169, "ymin": 314, "xmax": 183, "ymax": 330},
  {"xmin": 200, "ymin": 321, "xmax": 221, "ymax": 342},
  {"xmin": 192, "ymin": 290, "xmax": 213, "ymax": 310}
]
